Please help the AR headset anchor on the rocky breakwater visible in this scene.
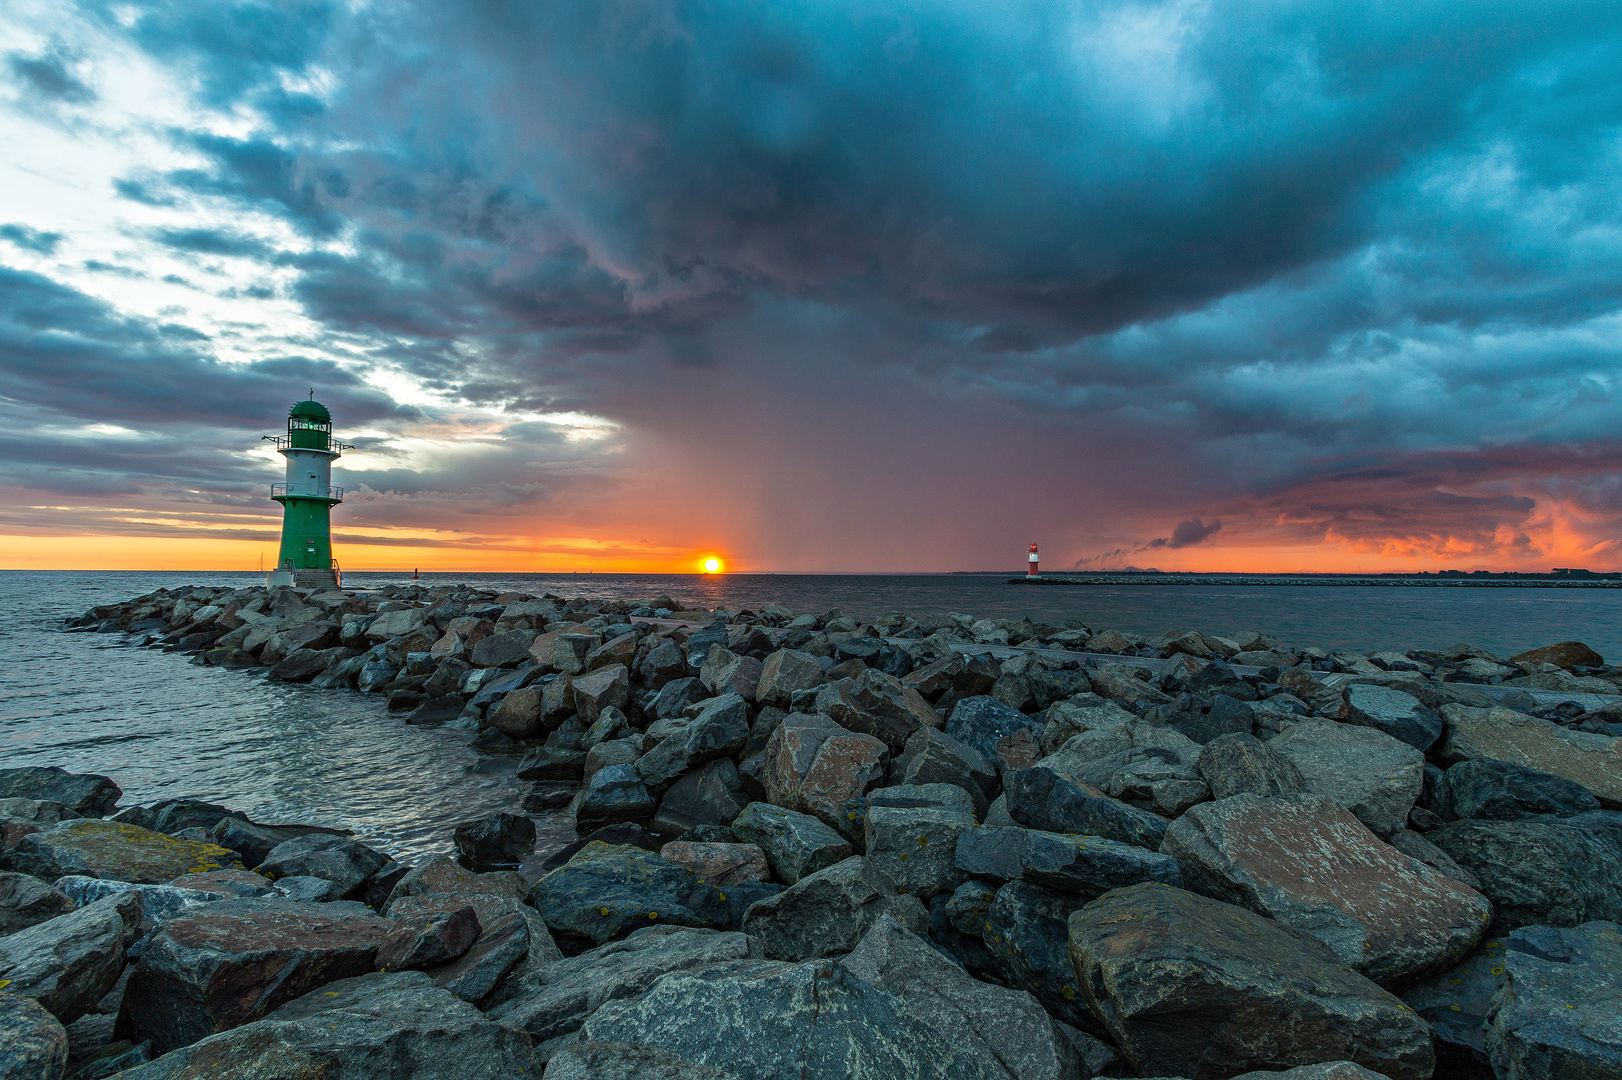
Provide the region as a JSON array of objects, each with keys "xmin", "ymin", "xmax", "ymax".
[{"xmin": 21, "ymin": 585, "xmax": 1622, "ymax": 1078}]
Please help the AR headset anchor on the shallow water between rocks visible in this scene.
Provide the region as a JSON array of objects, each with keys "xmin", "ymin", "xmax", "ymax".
[{"xmin": 4, "ymin": 569, "xmax": 1617, "ymax": 863}]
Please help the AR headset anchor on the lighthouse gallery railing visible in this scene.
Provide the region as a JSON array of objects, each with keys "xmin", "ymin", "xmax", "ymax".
[{"xmin": 271, "ymin": 483, "xmax": 344, "ymax": 500}]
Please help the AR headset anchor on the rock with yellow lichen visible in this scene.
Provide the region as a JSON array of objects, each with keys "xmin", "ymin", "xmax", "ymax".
[{"xmin": 0, "ymin": 819, "xmax": 242, "ymax": 884}]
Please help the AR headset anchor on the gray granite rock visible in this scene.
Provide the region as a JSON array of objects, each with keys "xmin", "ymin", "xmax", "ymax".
[
  {"xmin": 955, "ymin": 825, "xmax": 1181, "ymax": 898},
  {"xmin": 1268, "ymin": 719, "xmax": 1424, "ymax": 836},
  {"xmin": 1344, "ymin": 684, "xmax": 1443, "ymax": 751},
  {"xmin": 1434, "ymin": 758, "xmax": 1601, "ymax": 821},
  {"xmin": 1486, "ymin": 920, "xmax": 1622, "ymax": 1080},
  {"xmin": 741, "ymin": 855, "xmax": 928, "ymax": 960},
  {"xmin": 0, "ymin": 990, "xmax": 67, "ymax": 1080},
  {"xmin": 1001, "ymin": 766, "xmax": 1167, "ymax": 850},
  {"xmin": 1427, "ymin": 811, "xmax": 1622, "ymax": 932},
  {"xmin": 729, "ymin": 802, "xmax": 851, "ymax": 885},
  {"xmin": 0, "ymin": 891, "xmax": 141, "ymax": 1024},
  {"xmin": 1195, "ymin": 733, "xmax": 1305, "ymax": 800},
  {"xmin": 0, "ymin": 871, "xmax": 75, "ymax": 936}
]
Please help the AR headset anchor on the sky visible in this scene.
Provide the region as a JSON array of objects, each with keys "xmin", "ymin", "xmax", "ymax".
[{"xmin": 2, "ymin": 0, "xmax": 1620, "ymax": 574}]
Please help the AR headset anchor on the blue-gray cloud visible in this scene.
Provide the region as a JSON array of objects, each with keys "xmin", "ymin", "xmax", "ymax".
[{"xmin": 5, "ymin": 0, "xmax": 1622, "ymax": 564}]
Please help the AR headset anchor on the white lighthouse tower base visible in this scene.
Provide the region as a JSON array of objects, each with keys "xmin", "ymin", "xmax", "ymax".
[{"xmin": 266, "ymin": 561, "xmax": 296, "ymax": 589}]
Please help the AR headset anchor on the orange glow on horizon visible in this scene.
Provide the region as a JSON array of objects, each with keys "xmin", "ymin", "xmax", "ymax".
[{"xmin": 702, "ymin": 557, "xmax": 724, "ymax": 574}]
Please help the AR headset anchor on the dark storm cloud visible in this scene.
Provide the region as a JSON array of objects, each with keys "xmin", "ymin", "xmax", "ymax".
[{"xmin": 9, "ymin": 0, "xmax": 1622, "ymax": 563}]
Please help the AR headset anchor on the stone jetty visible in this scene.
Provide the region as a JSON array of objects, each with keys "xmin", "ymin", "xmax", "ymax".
[{"xmin": 0, "ymin": 584, "xmax": 1617, "ymax": 1078}]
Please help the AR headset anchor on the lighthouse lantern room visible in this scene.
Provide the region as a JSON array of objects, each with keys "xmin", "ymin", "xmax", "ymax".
[{"xmin": 265, "ymin": 396, "xmax": 352, "ymax": 589}]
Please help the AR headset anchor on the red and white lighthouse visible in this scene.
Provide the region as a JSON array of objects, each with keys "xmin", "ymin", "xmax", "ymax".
[{"xmin": 1027, "ymin": 543, "xmax": 1040, "ymax": 578}]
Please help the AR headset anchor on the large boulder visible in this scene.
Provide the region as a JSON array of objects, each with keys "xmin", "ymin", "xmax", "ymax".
[
  {"xmin": 756, "ymin": 649, "xmax": 827, "ymax": 708},
  {"xmin": 115, "ymin": 898, "xmax": 395, "ymax": 1054},
  {"xmin": 699, "ymin": 647, "xmax": 764, "ymax": 701},
  {"xmin": 1195, "ymin": 733, "xmax": 1306, "ymax": 799},
  {"xmin": 486, "ymin": 685, "xmax": 543, "ymax": 738},
  {"xmin": 651, "ymin": 759, "xmax": 748, "ymax": 835},
  {"xmin": 947, "ymin": 697, "xmax": 1043, "ymax": 769},
  {"xmin": 1040, "ymin": 697, "xmax": 1138, "ymax": 757},
  {"xmin": 581, "ymin": 955, "xmax": 1009, "ymax": 1079},
  {"xmin": 365, "ymin": 607, "xmax": 427, "ymax": 641},
  {"xmin": 890, "ymin": 726, "xmax": 999, "ymax": 819},
  {"xmin": 258, "ymin": 834, "xmax": 389, "ymax": 898},
  {"xmin": 659, "ymin": 842, "xmax": 768, "ymax": 888},
  {"xmin": 1507, "ymin": 641, "xmax": 1604, "ymax": 670},
  {"xmin": 429, "ymin": 910, "xmax": 532, "ymax": 1005},
  {"xmin": 578, "ymin": 765, "xmax": 658, "ymax": 830},
  {"xmin": 374, "ymin": 906, "xmax": 480, "ymax": 972},
  {"xmin": 1040, "ymin": 718, "xmax": 1209, "ymax": 817},
  {"xmin": 1344, "ymin": 684, "xmax": 1444, "ymax": 751},
  {"xmin": 452, "ymin": 813, "xmax": 536, "ymax": 869},
  {"xmin": 1001, "ymin": 766, "xmax": 1167, "ymax": 850},
  {"xmin": 0, "ymin": 871, "xmax": 75, "ymax": 935},
  {"xmin": 1162, "ymin": 794, "xmax": 1492, "ymax": 986},
  {"xmin": 0, "ymin": 819, "xmax": 242, "ymax": 883},
  {"xmin": 968, "ymin": 880, "xmax": 1097, "ymax": 1034},
  {"xmin": 114, "ymin": 970, "xmax": 537, "ymax": 1079},
  {"xmin": 0, "ymin": 891, "xmax": 142, "ymax": 1023},
  {"xmin": 1426, "ymin": 812, "xmax": 1622, "ymax": 932},
  {"xmin": 742, "ymin": 855, "xmax": 928, "ymax": 960},
  {"xmin": 468, "ymin": 627, "xmax": 538, "ymax": 668},
  {"xmin": 956, "ymin": 824, "xmax": 1181, "ymax": 898},
  {"xmin": 0, "ymin": 991, "xmax": 67, "ymax": 1080},
  {"xmin": 1438, "ymin": 705, "xmax": 1622, "ymax": 807},
  {"xmin": 842, "ymin": 915, "xmax": 1086, "ymax": 1080},
  {"xmin": 1484, "ymin": 920, "xmax": 1622, "ymax": 1080},
  {"xmin": 812, "ymin": 669, "xmax": 943, "ymax": 756},
  {"xmin": 1434, "ymin": 758, "xmax": 1602, "ymax": 821},
  {"xmin": 488, "ymin": 925, "xmax": 754, "ymax": 1045},
  {"xmin": 1068, "ymin": 883, "xmax": 1434, "ymax": 1080},
  {"xmin": 0, "ymin": 798, "xmax": 80, "ymax": 851},
  {"xmin": 1400, "ymin": 934, "xmax": 1513, "ymax": 1076},
  {"xmin": 0, "ymin": 768, "xmax": 120, "ymax": 818},
  {"xmin": 636, "ymin": 695, "xmax": 750, "ymax": 793},
  {"xmin": 572, "ymin": 664, "xmax": 632, "ymax": 724},
  {"xmin": 762, "ymin": 713, "xmax": 888, "ymax": 841},
  {"xmin": 729, "ymin": 802, "xmax": 852, "ymax": 885},
  {"xmin": 383, "ymin": 855, "xmax": 533, "ymax": 928},
  {"xmin": 527, "ymin": 843, "xmax": 723, "ymax": 950},
  {"xmin": 863, "ymin": 785, "xmax": 978, "ymax": 900},
  {"xmin": 209, "ymin": 819, "xmax": 343, "ymax": 871},
  {"xmin": 1268, "ymin": 719, "xmax": 1424, "ymax": 836}
]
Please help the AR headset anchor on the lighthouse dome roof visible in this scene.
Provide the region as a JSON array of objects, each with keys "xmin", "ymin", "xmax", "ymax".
[{"xmin": 289, "ymin": 399, "xmax": 331, "ymax": 422}]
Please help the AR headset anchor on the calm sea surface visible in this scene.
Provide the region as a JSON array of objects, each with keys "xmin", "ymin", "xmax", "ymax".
[{"xmin": 3, "ymin": 569, "xmax": 1617, "ymax": 861}]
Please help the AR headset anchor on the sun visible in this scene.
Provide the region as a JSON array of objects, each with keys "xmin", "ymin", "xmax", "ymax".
[{"xmin": 702, "ymin": 557, "xmax": 722, "ymax": 574}]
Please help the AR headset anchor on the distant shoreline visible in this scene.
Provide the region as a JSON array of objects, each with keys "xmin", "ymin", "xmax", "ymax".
[{"xmin": 1011, "ymin": 574, "xmax": 1622, "ymax": 588}]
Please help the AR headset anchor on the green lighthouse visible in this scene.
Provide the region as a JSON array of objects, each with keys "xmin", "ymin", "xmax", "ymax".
[{"xmin": 265, "ymin": 396, "xmax": 352, "ymax": 589}]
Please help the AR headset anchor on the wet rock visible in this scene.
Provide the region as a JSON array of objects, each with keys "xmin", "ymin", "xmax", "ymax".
[
  {"xmin": 1196, "ymin": 732, "xmax": 1306, "ymax": 799},
  {"xmin": 977, "ymin": 880, "xmax": 1096, "ymax": 1034},
  {"xmin": 1228, "ymin": 1065, "xmax": 1390, "ymax": 1080},
  {"xmin": 489, "ymin": 925, "xmax": 754, "ymax": 1045},
  {"xmin": 426, "ymin": 908, "xmax": 529, "ymax": 1004},
  {"xmin": 527, "ymin": 842, "xmax": 723, "ymax": 950},
  {"xmin": 1163, "ymin": 793, "xmax": 1492, "ymax": 986},
  {"xmin": 577, "ymin": 765, "xmax": 658, "ymax": 829},
  {"xmin": 553, "ymin": 633, "xmax": 598, "ymax": 675},
  {"xmin": 651, "ymin": 677, "xmax": 709, "ymax": 720},
  {"xmin": 742, "ymin": 855, "xmax": 928, "ymax": 960},
  {"xmin": 1001, "ymin": 766, "xmax": 1167, "ymax": 850},
  {"xmin": 813, "ymin": 669, "xmax": 944, "ymax": 756},
  {"xmin": 1277, "ymin": 666, "xmax": 1347, "ymax": 718},
  {"xmin": 1344, "ymin": 684, "xmax": 1444, "ymax": 751},
  {"xmin": 1438, "ymin": 705, "xmax": 1621, "ymax": 807},
  {"xmin": 0, "ymin": 990, "xmax": 67, "ymax": 1080},
  {"xmin": 55, "ymin": 875, "xmax": 227, "ymax": 924},
  {"xmin": 208, "ymin": 819, "xmax": 342, "ymax": 870},
  {"xmin": 452, "ymin": 813, "xmax": 535, "ymax": 869},
  {"xmin": 516, "ymin": 744, "xmax": 586, "ymax": 783},
  {"xmin": 1484, "ymin": 920, "xmax": 1622, "ymax": 1080},
  {"xmin": 274, "ymin": 875, "xmax": 344, "ymax": 902},
  {"xmin": 700, "ymin": 647, "xmax": 764, "ymax": 701},
  {"xmin": 842, "ymin": 915, "xmax": 1086, "ymax": 1080},
  {"xmin": 573, "ymin": 664, "xmax": 631, "ymax": 724},
  {"xmin": 0, "ymin": 891, "xmax": 141, "ymax": 1024},
  {"xmin": 266, "ymin": 646, "xmax": 349, "ymax": 683},
  {"xmin": 638, "ymin": 638, "xmax": 688, "ymax": 689},
  {"xmin": 658, "ymin": 842, "xmax": 768, "ymax": 887},
  {"xmin": 0, "ymin": 870, "xmax": 76, "ymax": 935},
  {"xmin": 1433, "ymin": 758, "xmax": 1602, "ymax": 821},
  {"xmin": 729, "ymin": 802, "xmax": 852, "ymax": 885},
  {"xmin": 148, "ymin": 799, "xmax": 243, "ymax": 836},
  {"xmin": 761, "ymin": 713, "xmax": 888, "ymax": 840},
  {"xmin": 0, "ymin": 820, "xmax": 242, "ymax": 884},
  {"xmin": 258, "ymin": 834, "xmax": 389, "ymax": 898},
  {"xmin": 114, "ymin": 970, "xmax": 537, "ymax": 1079},
  {"xmin": 355, "ymin": 658, "xmax": 397, "ymax": 692},
  {"xmin": 755, "ymin": 649, "xmax": 827, "ymax": 708},
  {"xmin": 1426, "ymin": 812, "xmax": 1622, "ymax": 932},
  {"xmin": 862, "ymin": 784, "xmax": 977, "ymax": 900},
  {"xmin": 948, "ymin": 697, "xmax": 1044, "ymax": 765},
  {"xmin": 587, "ymin": 632, "xmax": 639, "ymax": 673},
  {"xmin": 651, "ymin": 759, "xmax": 748, "ymax": 835},
  {"xmin": 1268, "ymin": 719, "xmax": 1424, "ymax": 836},
  {"xmin": 375, "ymin": 906, "xmax": 479, "ymax": 972},
  {"xmin": 890, "ymin": 726, "xmax": 998, "ymax": 819},
  {"xmin": 486, "ymin": 685, "xmax": 543, "ymax": 738},
  {"xmin": 956, "ymin": 825, "xmax": 1182, "ymax": 897},
  {"xmin": 636, "ymin": 694, "xmax": 750, "ymax": 794},
  {"xmin": 115, "ymin": 898, "xmax": 395, "ymax": 1054},
  {"xmin": 1, "ymin": 799, "xmax": 81, "ymax": 851},
  {"xmin": 0, "ymin": 769, "xmax": 120, "ymax": 819},
  {"xmin": 1068, "ymin": 883, "xmax": 1434, "ymax": 1080},
  {"xmin": 1507, "ymin": 641, "xmax": 1604, "ymax": 670},
  {"xmin": 582, "ymin": 954, "xmax": 1001, "ymax": 1079}
]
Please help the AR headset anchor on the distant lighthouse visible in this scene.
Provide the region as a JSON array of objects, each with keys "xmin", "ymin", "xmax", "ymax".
[
  {"xmin": 265, "ymin": 395, "xmax": 351, "ymax": 589},
  {"xmin": 1027, "ymin": 543, "xmax": 1040, "ymax": 578}
]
